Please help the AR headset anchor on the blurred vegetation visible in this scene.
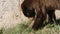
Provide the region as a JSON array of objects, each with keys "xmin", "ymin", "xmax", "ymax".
[
  {"xmin": 0, "ymin": 28, "xmax": 3, "ymax": 34},
  {"xmin": 1, "ymin": 18, "xmax": 60, "ymax": 34}
]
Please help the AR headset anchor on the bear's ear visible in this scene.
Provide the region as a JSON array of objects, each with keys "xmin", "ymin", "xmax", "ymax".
[
  {"xmin": 21, "ymin": 6, "xmax": 27, "ymax": 15},
  {"xmin": 22, "ymin": 6, "xmax": 27, "ymax": 12},
  {"xmin": 21, "ymin": 4, "xmax": 26, "ymax": 12}
]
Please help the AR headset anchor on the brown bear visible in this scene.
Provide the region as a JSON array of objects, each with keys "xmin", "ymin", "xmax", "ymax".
[{"xmin": 21, "ymin": 0, "xmax": 60, "ymax": 30}]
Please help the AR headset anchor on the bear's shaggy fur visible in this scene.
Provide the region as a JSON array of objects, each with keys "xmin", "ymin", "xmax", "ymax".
[{"xmin": 21, "ymin": 0, "xmax": 60, "ymax": 30}]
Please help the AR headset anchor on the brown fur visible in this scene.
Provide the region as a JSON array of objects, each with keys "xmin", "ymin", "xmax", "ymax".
[{"xmin": 21, "ymin": 0, "xmax": 60, "ymax": 30}]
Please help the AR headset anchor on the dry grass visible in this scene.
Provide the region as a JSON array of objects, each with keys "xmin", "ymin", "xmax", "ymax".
[{"xmin": 1, "ymin": 19, "xmax": 60, "ymax": 34}]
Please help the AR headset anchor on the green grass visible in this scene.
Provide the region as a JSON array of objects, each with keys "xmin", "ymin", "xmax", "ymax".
[
  {"xmin": 0, "ymin": 28, "xmax": 3, "ymax": 34},
  {"xmin": 1, "ymin": 19, "xmax": 60, "ymax": 34}
]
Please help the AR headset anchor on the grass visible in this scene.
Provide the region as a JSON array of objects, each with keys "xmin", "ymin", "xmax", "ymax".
[
  {"xmin": 0, "ymin": 28, "xmax": 3, "ymax": 34},
  {"xmin": 1, "ymin": 19, "xmax": 60, "ymax": 34}
]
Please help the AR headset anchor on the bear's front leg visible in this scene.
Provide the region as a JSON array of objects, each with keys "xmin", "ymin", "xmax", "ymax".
[{"xmin": 32, "ymin": 11, "xmax": 46, "ymax": 30}]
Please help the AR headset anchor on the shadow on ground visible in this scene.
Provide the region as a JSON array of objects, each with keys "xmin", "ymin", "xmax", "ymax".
[
  {"xmin": 56, "ymin": 19, "xmax": 60, "ymax": 24},
  {"xmin": 35, "ymin": 18, "xmax": 60, "ymax": 30}
]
